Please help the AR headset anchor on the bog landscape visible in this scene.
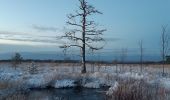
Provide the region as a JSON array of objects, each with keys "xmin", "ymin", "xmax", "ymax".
[{"xmin": 0, "ymin": 0, "xmax": 170, "ymax": 100}]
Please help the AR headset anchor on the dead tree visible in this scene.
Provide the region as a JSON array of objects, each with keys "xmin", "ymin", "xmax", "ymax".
[
  {"xmin": 160, "ymin": 25, "xmax": 169, "ymax": 76},
  {"xmin": 120, "ymin": 48, "xmax": 127, "ymax": 72},
  {"xmin": 139, "ymin": 40, "xmax": 144, "ymax": 73},
  {"xmin": 11, "ymin": 53, "xmax": 23, "ymax": 69},
  {"xmin": 60, "ymin": 0, "xmax": 106, "ymax": 73},
  {"xmin": 90, "ymin": 49, "xmax": 95, "ymax": 73}
]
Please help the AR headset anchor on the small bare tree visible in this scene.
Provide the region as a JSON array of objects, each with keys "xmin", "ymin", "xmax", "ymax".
[
  {"xmin": 90, "ymin": 49, "xmax": 95, "ymax": 73},
  {"xmin": 28, "ymin": 61, "xmax": 38, "ymax": 74},
  {"xmin": 160, "ymin": 25, "xmax": 169, "ymax": 76},
  {"xmin": 120, "ymin": 48, "xmax": 127, "ymax": 72},
  {"xmin": 11, "ymin": 53, "xmax": 23, "ymax": 69},
  {"xmin": 60, "ymin": 0, "xmax": 106, "ymax": 73},
  {"xmin": 139, "ymin": 40, "xmax": 144, "ymax": 73}
]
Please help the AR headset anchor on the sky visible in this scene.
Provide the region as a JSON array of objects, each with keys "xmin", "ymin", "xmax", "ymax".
[{"xmin": 0, "ymin": 0, "xmax": 170, "ymax": 60}]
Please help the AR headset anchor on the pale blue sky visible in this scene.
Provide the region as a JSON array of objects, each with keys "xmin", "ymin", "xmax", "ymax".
[{"xmin": 0, "ymin": 0, "xmax": 170, "ymax": 57}]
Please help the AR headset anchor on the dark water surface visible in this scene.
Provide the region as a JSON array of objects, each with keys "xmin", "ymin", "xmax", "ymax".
[{"xmin": 25, "ymin": 88, "xmax": 107, "ymax": 100}]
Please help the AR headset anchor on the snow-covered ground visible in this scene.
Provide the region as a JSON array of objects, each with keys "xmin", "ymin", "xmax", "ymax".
[{"xmin": 1, "ymin": 62, "xmax": 170, "ymax": 98}]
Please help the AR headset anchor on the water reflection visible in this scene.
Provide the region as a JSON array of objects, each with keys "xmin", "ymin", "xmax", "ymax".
[{"xmin": 26, "ymin": 88, "xmax": 107, "ymax": 100}]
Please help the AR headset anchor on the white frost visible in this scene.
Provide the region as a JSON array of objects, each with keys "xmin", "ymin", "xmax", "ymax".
[
  {"xmin": 159, "ymin": 78, "xmax": 170, "ymax": 90},
  {"xmin": 84, "ymin": 81, "xmax": 100, "ymax": 88},
  {"xmin": 106, "ymin": 81, "xmax": 119, "ymax": 95},
  {"xmin": 119, "ymin": 72, "xmax": 145, "ymax": 80},
  {"xmin": 53, "ymin": 79, "xmax": 75, "ymax": 88}
]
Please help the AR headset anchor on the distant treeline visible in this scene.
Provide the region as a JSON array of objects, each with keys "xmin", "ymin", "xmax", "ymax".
[{"xmin": 0, "ymin": 59, "xmax": 163, "ymax": 64}]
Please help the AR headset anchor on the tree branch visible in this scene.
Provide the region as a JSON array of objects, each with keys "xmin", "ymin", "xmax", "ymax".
[
  {"xmin": 61, "ymin": 35, "xmax": 83, "ymax": 41},
  {"xmin": 67, "ymin": 21, "xmax": 82, "ymax": 27},
  {"xmin": 60, "ymin": 44, "xmax": 83, "ymax": 49}
]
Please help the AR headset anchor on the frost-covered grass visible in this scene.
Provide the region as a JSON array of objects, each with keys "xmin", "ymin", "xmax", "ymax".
[
  {"xmin": 106, "ymin": 79, "xmax": 170, "ymax": 100},
  {"xmin": 1, "ymin": 62, "xmax": 170, "ymax": 99}
]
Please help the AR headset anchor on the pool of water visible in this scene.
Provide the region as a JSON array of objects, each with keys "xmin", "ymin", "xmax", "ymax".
[{"xmin": 25, "ymin": 88, "xmax": 107, "ymax": 100}]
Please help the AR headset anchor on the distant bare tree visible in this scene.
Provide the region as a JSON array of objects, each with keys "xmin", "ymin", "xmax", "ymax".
[
  {"xmin": 90, "ymin": 49, "xmax": 95, "ymax": 73},
  {"xmin": 28, "ymin": 61, "xmax": 38, "ymax": 74},
  {"xmin": 120, "ymin": 48, "xmax": 128, "ymax": 72},
  {"xmin": 139, "ymin": 40, "xmax": 144, "ymax": 73},
  {"xmin": 60, "ymin": 0, "xmax": 106, "ymax": 73},
  {"xmin": 160, "ymin": 25, "xmax": 169, "ymax": 76},
  {"xmin": 113, "ymin": 57, "xmax": 118, "ymax": 73},
  {"xmin": 11, "ymin": 53, "xmax": 23, "ymax": 69}
]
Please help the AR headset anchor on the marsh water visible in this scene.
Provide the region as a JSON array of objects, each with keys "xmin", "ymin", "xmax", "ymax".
[{"xmin": 22, "ymin": 88, "xmax": 107, "ymax": 100}]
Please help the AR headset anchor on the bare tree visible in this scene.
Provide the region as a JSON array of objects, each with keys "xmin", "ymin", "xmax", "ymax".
[
  {"xmin": 120, "ymin": 48, "xmax": 128, "ymax": 72},
  {"xmin": 160, "ymin": 25, "xmax": 169, "ymax": 76},
  {"xmin": 113, "ymin": 57, "xmax": 118, "ymax": 73},
  {"xmin": 90, "ymin": 49, "xmax": 95, "ymax": 73},
  {"xmin": 11, "ymin": 53, "xmax": 23, "ymax": 69},
  {"xmin": 139, "ymin": 40, "xmax": 144, "ymax": 73},
  {"xmin": 60, "ymin": 0, "xmax": 106, "ymax": 73}
]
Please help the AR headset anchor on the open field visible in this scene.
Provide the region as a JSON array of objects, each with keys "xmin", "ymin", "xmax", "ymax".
[
  {"xmin": 1, "ymin": 61, "xmax": 170, "ymax": 100},
  {"xmin": 1, "ymin": 61, "xmax": 170, "ymax": 72}
]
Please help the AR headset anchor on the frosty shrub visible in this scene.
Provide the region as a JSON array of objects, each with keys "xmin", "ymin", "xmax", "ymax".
[
  {"xmin": 28, "ymin": 62, "xmax": 38, "ymax": 74},
  {"xmin": 106, "ymin": 79, "xmax": 167, "ymax": 100},
  {"xmin": 11, "ymin": 53, "xmax": 23, "ymax": 69}
]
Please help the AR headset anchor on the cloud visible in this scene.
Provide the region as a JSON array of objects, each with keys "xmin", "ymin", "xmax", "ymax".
[
  {"xmin": 0, "ymin": 37, "xmax": 63, "ymax": 44},
  {"xmin": 0, "ymin": 30, "xmax": 120, "ymax": 46},
  {"xmin": 32, "ymin": 25, "xmax": 60, "ymax": 32},
  {"xmin": 0, "ymin": 31, "xmax": 65, "ymax": 45}
]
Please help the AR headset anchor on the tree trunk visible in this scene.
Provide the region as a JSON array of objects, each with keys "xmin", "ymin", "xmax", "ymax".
[
  {"xmin": 81, "ymin": 42, "xmax": 86, "ymax": 73},
  {"xmin": 81, "ymin": 1, "xmax": 86, "ymax": 73},
  {"xmin": 162, "ymin": 39, "xmax": 165, "ymax": 76},
  {"xmin": 81, "ymin": 26, "xmax": 86, "ymax": 73},
  {"xmin": 163, "ymin": 55, "xmax": 165, "ymax": 76}
]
